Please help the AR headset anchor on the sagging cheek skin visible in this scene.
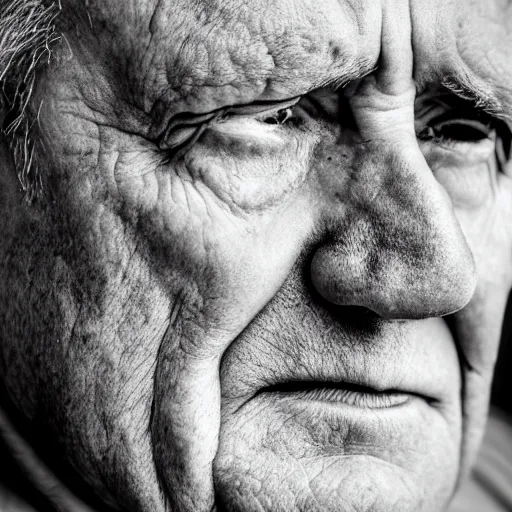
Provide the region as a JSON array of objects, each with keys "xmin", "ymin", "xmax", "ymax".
[
  {"xmin": 1, "ymin": 137, "xmax": 176, "ymax": 510},
  {"xmin": 29, "ymin": 72, "xmax": 322, "ymax": 509}
]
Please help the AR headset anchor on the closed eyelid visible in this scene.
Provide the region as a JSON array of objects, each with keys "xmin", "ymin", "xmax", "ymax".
[
  {"xmin": 162, "ymin": 96, "xmax": 302, "ymax": 132},
  {"xmin": 157, "ymin": 96, "xmax": 302, "ymax": 154},
  {"xmin": 225, "ymin": 97, "xmax": 301, "ymax": 117}
]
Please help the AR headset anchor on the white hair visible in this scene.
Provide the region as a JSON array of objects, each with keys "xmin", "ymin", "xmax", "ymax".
[{"xmin": 0, "ymin": 0, "xmax": 59, "ymax": 200}]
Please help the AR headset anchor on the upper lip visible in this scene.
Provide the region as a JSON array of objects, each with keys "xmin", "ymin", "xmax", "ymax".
[
  {"xmin": 221, "ymin": 315, "xmax": 455, "ymax": 409},
  {"xmin": 222, "ymin": 342, "xmax": 443, "ymax": 407},
  {"xmin": 277, "ymin": 348, "xmax": 434, "ymax": 395}
]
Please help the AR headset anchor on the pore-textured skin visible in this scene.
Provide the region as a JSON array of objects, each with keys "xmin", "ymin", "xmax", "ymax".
[{"xmin": 1, "ymin": 1, "xmax": 512, "ymax": 511}]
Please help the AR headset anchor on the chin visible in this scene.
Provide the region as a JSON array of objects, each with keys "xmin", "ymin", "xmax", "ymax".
[{"xmin": 214, "ymin": 392, "xmax": 459, "ymax": 512}]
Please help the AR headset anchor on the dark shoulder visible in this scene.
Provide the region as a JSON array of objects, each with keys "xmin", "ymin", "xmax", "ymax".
[
  {"xmin": 0, "ymin": 435, "xmax": 55, "ymax": 512},
  {"xmin": 0, "ymin": 481, "xmax": 38, "ymax": 512}
]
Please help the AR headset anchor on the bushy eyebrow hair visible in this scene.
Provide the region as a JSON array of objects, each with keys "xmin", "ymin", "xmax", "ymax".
[
  {"xmin": 320, "ymin": 61, "xmax": 512, "ymax": 123},
  {"xmin": 441, "ymin": 71, "xmax": 512, "ymax": 161},
  {"xmin": 441, "ymin": 73, "xmax": 512, "ymax": 120},
  {"xmin": 0, "ymin": 0, "xmax": 60, "ymax": 201}
]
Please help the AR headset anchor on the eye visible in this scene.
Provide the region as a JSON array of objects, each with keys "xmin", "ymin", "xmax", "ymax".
[
  {"xmin": 432, "ymin": 118, "xmax": 492, "ymax": 142},
  {"xmin": 417, "ymin": 111, "xmax": 497, "ymax": 144},
  {"xmin": 157, "ymin": 98, "xmax": 301, "ymax": 162},
  {"xmin": 261, "ymin": 107, "xmax": 294, "ymax": 125}
]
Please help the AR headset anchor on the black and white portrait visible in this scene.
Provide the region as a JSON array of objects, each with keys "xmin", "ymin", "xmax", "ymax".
[{"xmin": 1, "ymin": 1, "xmax": 512, "ymax": 511}]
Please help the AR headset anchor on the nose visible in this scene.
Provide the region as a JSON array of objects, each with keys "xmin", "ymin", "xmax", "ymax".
[{"xmin": 310, "ymin": 134, "xmax": 477, "ymax": 320}]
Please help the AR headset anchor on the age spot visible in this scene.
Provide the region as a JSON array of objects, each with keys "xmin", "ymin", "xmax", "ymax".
[{"xmin": 329, "ymin": 41, "xmax": 342, "ymax": 60}]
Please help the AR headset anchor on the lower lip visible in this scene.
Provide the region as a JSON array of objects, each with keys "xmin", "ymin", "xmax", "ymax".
[{"xmin": 259, "ymin": 383, "xmax": 414, "ymax": 409}]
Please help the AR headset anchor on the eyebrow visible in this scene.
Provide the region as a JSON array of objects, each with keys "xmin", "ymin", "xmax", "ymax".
[
  {"xmin": 321, "ymin": 60, "xmax": 512, "ymax": 122},
  {"xmin": 318, "ymin": 58, "xmax": 376, "ymax": 92},
  {"xmin": 441, "ymin": 72, "xmax": 512, "ymax": 120},
  {"xmin": 441, "ymin": 71, "xmax": 512, "ymax": 160}
]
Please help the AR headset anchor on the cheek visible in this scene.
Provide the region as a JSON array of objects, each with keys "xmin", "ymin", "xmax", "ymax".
[
  {"xmin": 426, "ymin": 146, "xmax": 498, "ymax": 210},
  {"xmin": 434, "ymin": 163, "xmax": 494, "ymax": 209},
  {"xmin": 423, "ymin": 146, "xmax": 512, "ymax": 284},
  {"xmin": 179, "ymin": 125, "xmax": 314, "ymax": 212}
]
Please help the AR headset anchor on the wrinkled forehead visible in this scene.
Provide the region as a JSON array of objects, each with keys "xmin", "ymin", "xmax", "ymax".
[
  {"xmin": 61, "ymin": 0, "xmax": 512, "ymax": 117},
  {"xmin": 412, "ymin": 0, "xmax": 512, "ymax": 99}
]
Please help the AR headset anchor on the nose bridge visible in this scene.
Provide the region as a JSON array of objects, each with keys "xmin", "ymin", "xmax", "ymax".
[{"xmin": 311, "ymin": 137, "xmax": 477, "ymax": 320}]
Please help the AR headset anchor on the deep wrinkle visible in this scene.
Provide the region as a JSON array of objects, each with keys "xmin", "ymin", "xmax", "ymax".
[{"xmin": 1, "ymin": 1, "xmax": 512, "ymax": 512}]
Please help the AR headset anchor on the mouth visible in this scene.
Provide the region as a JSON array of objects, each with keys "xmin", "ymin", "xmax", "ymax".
[{"xmin": 255, "ymin": 380, "xmax": 431, "ymax": 409}]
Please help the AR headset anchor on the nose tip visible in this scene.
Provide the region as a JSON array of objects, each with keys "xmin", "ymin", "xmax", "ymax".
[
  {"xmin": 311, "ymin": 233, "xmax": 476, "ymax": 320},
  {"xmin": 310, "ymin": 141, "xmax": 477, "ymax": 320}
]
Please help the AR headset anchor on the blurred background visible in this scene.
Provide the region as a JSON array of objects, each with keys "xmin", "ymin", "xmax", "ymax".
[{"xmin": 492, "ymin": 293, "xmax": 512, "ymax": 415}]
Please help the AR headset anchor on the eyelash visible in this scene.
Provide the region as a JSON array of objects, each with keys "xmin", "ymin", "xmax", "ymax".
[
  {"xmin": 157, "ymin": 106, "xmax": 299, "ymax": 163},
  {"xmin": 417, "ymin": 111, "xmax": 502, "ymax": 145}
]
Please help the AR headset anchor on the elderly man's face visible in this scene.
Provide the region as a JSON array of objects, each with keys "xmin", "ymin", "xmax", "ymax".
[{"xmin": 2, "ymin": 0, "xmax": 512, "ymax": 511}]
